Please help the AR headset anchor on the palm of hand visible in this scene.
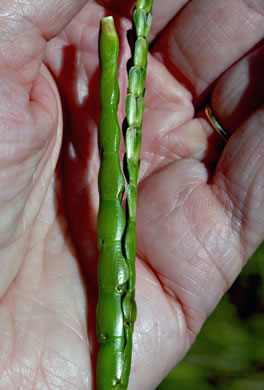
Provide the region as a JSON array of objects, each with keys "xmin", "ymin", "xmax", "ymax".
[{"xmin": 0, "ymin": 1, "xmax": 263, "ymax": 389}]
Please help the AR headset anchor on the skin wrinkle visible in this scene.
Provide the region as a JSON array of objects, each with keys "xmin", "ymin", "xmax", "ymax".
[
  {"xmin": 12, "ymin": 292, "xmax": 83, "ymax": 337},
  {"xmin": 199, "ymin": 256, "xmax": 225, "ymax": 295},
  {"xmin": 24, "ymin": 242, "xmax": 45, "ymax": 288},
  {"xmin": 40, "ymin": 299, "xmax": 82, "ymax": 332},
  {"xmin": 11, "ymin": 256, "xmax": 84, "ymax": 350},
  {"xmin": 136, "ymin": 274, "xmax": 159, "ymax": 288},
  {"xmin": 186, "ymin": 188, "xmax": 243, "ymax": 278},
  {"xmin": 169, "ymin": 27, "xmax": 206, "ymax": 91},
  {"xmin": 156, "ymin": 194, "xmax": 183, "ymax": 223},
  {"xmin": 13, "ymin": 321, "xmax": 82, "ymax": 387},
  {"xmin": 187, "ymin": 234, "xmax": 222, "ymax": 277},
  {"xmin": 9, "ymin": 307, "xmax": 17, "ymax": 367},
  {"xmin": 142, "ymin": 142, "xmax": 165, "ymax": 164},
  {"xmin": 0, "ymin": 237, "xmax": 29, "ymax": 300},
  {"xmin": 135, "ymin": 257, "xmax": 190, "ymax": 345},
  {"xmin": 225, "ymin": 252, "xmax": 242, "ymax": 283},
  {"xmin": 147, "ymin": 71, "xmax": 188, "ymax": 108},
  {"xmin": 14, "ymin": 360, "xmax": 38, "ymax": 387},
  {"xmin": 135, "ymin": 317, "xmax": 159, "ymax": 340},
  {"xmin": 176, "ymin": 261, "xmax": 210, "ymax": 296},
  {"xmin": 136, "ymin": 290, "xmax": 161, "ymax": 306},
  {"xmin": 36, "ymin": 347, "xmax": 52, "ymax": 390},
  {"xmin": 158, "ymin": 127, "xmax": 197, "ymax": 161},
  {"xmin": 141, "ymin": 146, "xmax": 171, "ymax": 180},
  {"xmin": 31, "ymin": 354, "xmax": 46, "ymax": 390},
  {"xmin": 14, "ymin": 322, "xmax": 43, "ymax": 351},
  {"xmin": 8, "ymin": 361, "xmax": 34, "ymax": 388},
  {"xmin": 161, "ymin": 134, "xmax": 184, "ymax": 160},
  {"xmin": 139, "ymin": 150, "xmax": 160, "ymax": 178},
  {"xmin": 240, "ymin": 174, "xmax": 264, "ymax": 251},
  {"xmin": 0, "ymin": 316, "xmax": 13, "ymax": 375},
  {"xmin": 157, "ymin": 273, "xmax": 198, "ymax": 340},
  {"xmin": 42, "ymin": 224, "xmax": 65, "ymax": 259},
  {"xmin": 192, "ymin": 201, "xmax": 238, "ymax": 250},
  {"xmin": 28, "ymin": 1, "xmax": 87, "ymax": 40},
  {"xmin": 37, "ymin": 366, "xmax": 81, "ymax": 390},
  {"xmin": 0, "ymin": 114, "xmax": 57, "ymax": 254},
  {"xmin": 190, "ymin": 225, "xmax": 232, "ymax": 290},
  {"xmin": 16, "ymin": 173, "xmax": 46, "ymax": 240},
  {"xmin": 137, "ymin": 170, "xmax": 208, "ymax": 261},
  {"xmin": 159, "ymin": 119, "xmax": 208, "ymax": 161},
  {"xmin": 169, "ymin": 282, "xmax": 204, "ymax": 319},
  {"xmin": 0, "ymin": 26, "xmax": 44, "ymax": 82},
  {"xmin": 213, "ymin": 171, "xmax": 251, "ymax": 240},
  {"xmin": 210, "ymin": 190, "xmax": 248, "ymax": 281},
  {"xmin": 158, "ymin": 140, "xmax": 182, "ymax": 161},
  {"xmin": 17, "ymin": 242, "xmax": 89, "ymax": 386},
  {"xmin": 150, "ymin": 187, "xmax": 240, "ymax": 334},
  {"xmin": 243, "ymin": 0, "xmax": 264, "ymax": 19},
  {"xmin": 247, "ymin": 161, "xmax": 264, "ymax": 212},
  {"xmin": 41, "ymin": 354, "xmax": 81, "ymax": 384},
  {"xmin": 159, "ymin": 286, "xmax": 191, "ymax": 344},
  {"xmin": 54, "ymin": 311, "xmax": 87, "ymax": 345}
]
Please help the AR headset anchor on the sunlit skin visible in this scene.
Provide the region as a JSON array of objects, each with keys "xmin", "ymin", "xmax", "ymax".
[{"xmin": 0, "ymin": 1, "xmax": 263, "ymax": 389}]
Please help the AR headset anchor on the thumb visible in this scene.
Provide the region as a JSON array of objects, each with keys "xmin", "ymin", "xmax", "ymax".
[
  {"xmin": 0, "ymin": 0, "xmax": 87, "ymax": 295},
  {"xmin": 0, "ymin": 0, "xmax": 87, "ymax": 83}
]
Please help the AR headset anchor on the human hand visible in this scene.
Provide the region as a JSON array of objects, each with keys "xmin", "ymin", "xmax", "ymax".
[{"xmin": 0, "ymin": 1, "xmax": 263, "ymax": 389}]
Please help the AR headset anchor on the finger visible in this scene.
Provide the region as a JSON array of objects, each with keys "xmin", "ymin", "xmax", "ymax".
[
  {"xmin": 0, "ymin": 0, "xmax": 87, "ymax": 295},
  {"xmin": 210, "ymin": 45, "xmax": 264, "ymax": 132},
  {"xmin": 151, "ymin": 0, "xmax": 188, "ymax": 40},
  {"xmin": 0, "ymin": 64, "xmax": 63, "ymax": 296},
  {"xmin": 195, "ymin": 45, "xmax": 264, "ymax": 166},
  {"xmin": 212, "ymin": 106, "xmax": 264, "ymax": 260},
  {"xmin": 139, "ymin": 55, "xmax": 203, "ymax": 177},
  {"xmin": 0, "ymin": 0, "xmax": 87, "ymax": 83},
  {"xmin": 152, "ymin": 0, "xmax": 264, "ymax": 105}
]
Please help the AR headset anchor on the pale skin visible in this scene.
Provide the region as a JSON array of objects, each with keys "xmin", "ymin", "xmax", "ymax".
[{"xmin": 0, "ymin": 0, "xmax": 264, "ymax": 389}]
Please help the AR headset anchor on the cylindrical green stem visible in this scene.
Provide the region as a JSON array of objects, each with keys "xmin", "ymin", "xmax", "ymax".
[
  {"xmin": 97, "ymin": 17, "xmax": 129, "ymax": 390},
  {"xmin": 122, "ymin": 0, "xmax": 153, "ymax": 380},
  {"xmin": 97, "ymin": 1, "xmax": 153, "ymax": 387}
]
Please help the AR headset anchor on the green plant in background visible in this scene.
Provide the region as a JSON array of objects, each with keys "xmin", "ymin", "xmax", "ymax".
[
  {"xmin": 96, "ymin": 1, "xmax": 153, "ymax": 388},
  {"xmin": 157, "ymin": 242, "xmax": 264, "ymax": 390}
]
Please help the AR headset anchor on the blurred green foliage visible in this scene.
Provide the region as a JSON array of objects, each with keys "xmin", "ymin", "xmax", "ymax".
[{"xmin": 157, "ymin": 242, "xmax": 264, "ymax": 390}]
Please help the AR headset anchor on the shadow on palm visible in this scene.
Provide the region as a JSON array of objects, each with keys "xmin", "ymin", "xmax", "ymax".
[
  {"xmin": 55, "ymin": 43, "xmax": 100, "ymax": 284},
  {"xmin": 50, "ymin": 42, "xmax": 101, "ymax": 387}
]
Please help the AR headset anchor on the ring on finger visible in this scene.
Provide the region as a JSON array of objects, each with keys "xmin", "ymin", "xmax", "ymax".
[{"xmin": 205, "ymin": 105, "xmax": 230, "ymax": 143}]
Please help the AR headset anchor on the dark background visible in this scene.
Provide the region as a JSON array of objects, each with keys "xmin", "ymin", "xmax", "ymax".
[{"xmin": 157, "ymin": 242, "xmax": 264, "ymax": 390}]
